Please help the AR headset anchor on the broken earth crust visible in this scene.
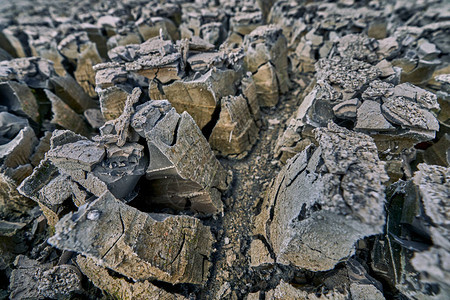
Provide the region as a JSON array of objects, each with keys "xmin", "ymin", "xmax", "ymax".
[{"xmin": 0, "ymin": 0, "xmax": 449, "ymax": 299}]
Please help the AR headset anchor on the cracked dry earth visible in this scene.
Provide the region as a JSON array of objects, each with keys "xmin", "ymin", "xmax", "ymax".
[
  {"xmin": 0, "ymin": 0, "xmax": 450, "ymax": 300},
  {"xmin": 204, "ymin": 95, "xmax": 298, "ymax": 299}
]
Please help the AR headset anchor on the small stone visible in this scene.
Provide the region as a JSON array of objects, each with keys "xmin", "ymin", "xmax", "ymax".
[{"xmin": 355, "ymin": 100, "xmax": 395, "ymax": 131}]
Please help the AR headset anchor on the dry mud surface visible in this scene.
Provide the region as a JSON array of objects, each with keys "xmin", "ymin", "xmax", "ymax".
[{"xmin": 0, "ymin": 0, "xmax": 449, "ymax": 299}]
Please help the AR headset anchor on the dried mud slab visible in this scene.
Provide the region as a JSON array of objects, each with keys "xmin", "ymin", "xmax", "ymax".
[
  {"xmin": 410, "ymin": 164, "xmax": 450, "ymax": 297},
  {"xmin": 94, "ymin": 36, "xmax": 260, "ymax": 157},
  {"xmin": 0, "ymin": 0, "xmax": 449, "ymax": 299},
  {"xmin": 17, "ymin": 158, "xmax": 79, "ymax": 226},
  {"xmin": 131, "ymin": 100, "xmax": 228, "ymax": 214},
  {"xmin": 243, "ymin": 25, "xmax": 289, "ymax": 106},
  {"xmin": 0, "ymin": 81, "xmax": 39, "ymax": 122},
  {"xmin": 9, "ymin": 255, "xmax": 82, "ymax": 300},
  {"xmin": 370, "ymin": 163, "xmax": 449, "ymax": 299},
  {"xmin": 49, "ymin": 191, "xmax": 214, "ymax": 285},
  {"xmin": 276, "ymin": 33, "xmax": 440, "ymax": 184},
  {"xmin": 149, "ymin": 68, "xmax": 239, "ymax": 130},
  {"xmin": 45, "ymin": 90, "xmax": 91, "ymax": 136},
  {"xmin": 0, "ymin": 122, "xmax": 38, "ymax": 217},
  {"xmin": 0, "ymin": 172, "xmax": 35, "ymax": 218},
  {"xmin": 0, "ymin": 57, "xmax": 56, "ymax": 89},
  {"xmin": 254, "ymin": 122, "xmax": 388, "ymax": 271},
  {"xmin": 209, "ymin": 95, "xmax": 258, "ymax": 156},
  {"xmin": 76, "ymin": 256, "xmax": 187, "ymax": 300}
]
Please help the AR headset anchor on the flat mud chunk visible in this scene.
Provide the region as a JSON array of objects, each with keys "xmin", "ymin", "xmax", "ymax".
[
  {"xmin": 57, "ymin": 31, "xmax": 91, "ymax": 64},
  {"xmin": 200, "ymin": 22, "xmax": 225, "ymax": 46},
  {"xmin": 39, "ymin": 131, "xmax": 116, "ymax": 200},
  {"xmin": 376, "ymin": 36, "xmax": 399, "ymax": 60},
  {"xmin": 106, "ymin": 30, "xmax": 142, "ymax": 50},
  {"xmin": 316, "ymin": 57, "xmax": 381, "ymax": 94},
  {"xmin": 413, "ymin": 164, "xmax": 449, "ymax": 232},
  {"xmin": 0, "ymin": 81, "xmax": 39, "ymax": 122},
  {"xmin": 209, "ymin": 95, "xmax": 258, "ymax": 156},
  {"xmin": 123, "ymin": 38, "xmax": 183, "ymax": 84},
  {"xmin": 94, "ymin": 62, "xmax": 128, "ymax": 89},
  {"xmin": 107, "ymin": 37, "xmax": 173, "ymax": 63},
  {"xmin": 435, "ymin": 74, "xmax": 450, "ymax": 101},
  {"xmin": 376, "ymin": 59, "xmax": 396, "ymax": 77},
  {"xmin": 150, "ymin": 68, "xmax": 238, "ymax": 129},
  {"xmin": 131, "ymin": 101, "xmax": 228, "ymax": 214},
  {"xmin": 186, "ymin": 52, "xmax": 226, "ymax": 74},
  {"xmin": 187, "ymin": 36, "xmax": 216, "ymax": 52},
  {"xmin": 244, "ymin": 25, "xmax": 289, "ymax": 93},
  {"xmin": 275, "ymin": 88, "xmax": 318, "ymax": 162},
  {"xmin": 137, "ymin": 17, "xmax": 179, "ymax": 41},
  {"xmin": 27, "ymin": 30, "xmax": 67, "ymax": 77},
  {"xmin": 46, "ymin": 139, "xmax": 105, "ymax": 172},
  {"xmin": 424, "ymin": 134, "xmax": 450, "ymax": 167},
  {"xmin": 393, "ymin": 82, "xmax": 439, "ymax": 110},
  {"xmin": 255, "ymin": 122, "xmax": 387, "ymax": 271},
  {"xmin": 361, "ymin": 80, "xmax": 394, "ymax": 102},
  {"xmin": 0, "ymin": 57, "xmax": 55, "ymax": 89},
  {"xmin": 9, "ymin": 255, "xmax": 81, "ymax": 300},
  {"xmin": 381, "ymin": 96, "xmax": 439, "ymax": 132},
  {"xmin": 241, "ymin": 73, "xmax": 261, "ymax": 124},
  {"xmin": 417, "ymin": 40, "xmax": 440, "ymax": 60},
  {"xmin": 76, "ymin": 256, "xmax": 187, "ymax": 300},
  {"xmin": 45, "ymin": 90, "xmax": 91, "ymax": 136},
  {"xmin": 0, "ymin": 27, "xmax": 26, "ymax": 58},
  {"xmin": 306, "ymin": 82, "xmax": 341, "ymax": 126},
  {"xmin": 0, "ymin": 117, "xmax": 37, "ymax": 169},
  {"xmin": 49, "ymin": 191, "xmax": 214, "ymax": 285},
  {"xmin": 355, "ymin": 100, "xmax": 395, "ymax": 131},
  {"xmin": 49, "ymin": 129, "xmax": 87, "ymax": 148},
  {"xmin": 337, "ymin": 34, "xmax": 379, "ymax": 63},
  {"xmin": 127, "ymin": 52, "xmax": 183, "ymax": 84},
  {"xmin": 0, "ymin": 110, "xmax": 30, "ymax": 141}
]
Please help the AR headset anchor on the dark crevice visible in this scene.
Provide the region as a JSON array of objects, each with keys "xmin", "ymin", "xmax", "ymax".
[
  {"xmin": 254, "ymin": 234, "xmax": 276, "ymax": 261},
  {"xmin": 268, "ymin": 174, "xmax": 286, "ymax": 222},
  {"xmin": 169, "ymin": 234, "xmax": 186, "ymax": 265},
  {"xmin": 297, "ymin": 203, "xmax": 307, "ymax": 222},
  {"xmin": 201, "ymin": 101, "xmax": 221, "ymax": 140},
  {"xmin": 150, "ymin": 279, "xmax": 199, "ymax": 297},
  {"xmin": 170, "ymin": 115, "xmax": 181, "ymax": 146},
  {"xmin": 15, "ymin": 31, "xmax": 31, "ymax": 57},
  {"xmin": 152, "ymin": 77, "xmax": 166, "ymax": 96}
]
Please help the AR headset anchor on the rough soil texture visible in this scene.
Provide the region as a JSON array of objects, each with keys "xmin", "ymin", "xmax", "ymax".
[{"xmin": 1, "ymin": 0, "xmax": 449, "ymax": 299}]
